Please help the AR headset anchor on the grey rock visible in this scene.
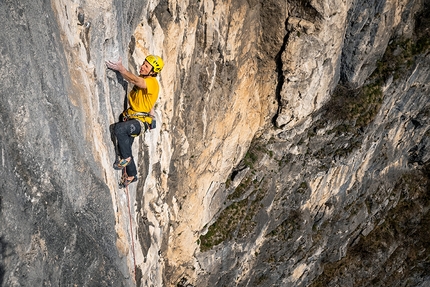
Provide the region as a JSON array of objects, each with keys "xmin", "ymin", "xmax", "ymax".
[{"xmin": 1, "ymin": 0, "xmax": 429, "ymax": 286}]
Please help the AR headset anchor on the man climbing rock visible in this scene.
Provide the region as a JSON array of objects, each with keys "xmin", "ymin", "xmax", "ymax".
[{"xmin": 106, "ymin": 55, "xmax": 163, "ymax": 188}]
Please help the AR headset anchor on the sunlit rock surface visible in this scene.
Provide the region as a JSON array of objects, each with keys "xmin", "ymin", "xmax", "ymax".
[{"xmin": 0, "ymin": 0, "xmax": 429, "ymax": 286}]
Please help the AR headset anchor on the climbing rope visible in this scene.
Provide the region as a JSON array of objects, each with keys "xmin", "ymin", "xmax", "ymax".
[{"xmin": 124, "ymin": 170, "xmax": 137, "ymax": 281}]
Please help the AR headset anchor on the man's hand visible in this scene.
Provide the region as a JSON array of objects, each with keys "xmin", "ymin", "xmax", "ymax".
[
  {"xmin": 105, "ymin": 56, "xmax": 147, "ymax": 89},
  {"xmin": 105, "ymin": 57, "xmax": 125, "ymax": 72}
]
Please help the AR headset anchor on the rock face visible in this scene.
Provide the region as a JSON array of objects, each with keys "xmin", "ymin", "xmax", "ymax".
[
  {"xmin": 0, "ymin": 0, "xmax": 429, "ymax": 287},
  {"xmin": 0, "ymin": 0, "xmax": 131, "ymax": 286}
]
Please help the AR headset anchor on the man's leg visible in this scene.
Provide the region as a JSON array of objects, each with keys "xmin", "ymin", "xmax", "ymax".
[
  {"xmin": 114, "ymin": 120, "xmax": 141, "ymax": 171},
  {"xmin": 125, "ymin": 157, "xmax": 137, "ymax": 177}
]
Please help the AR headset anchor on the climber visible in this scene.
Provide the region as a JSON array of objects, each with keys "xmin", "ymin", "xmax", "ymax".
[{"xmin": 106, "ymin": 54, "xmax": 163, "ymax": 188}]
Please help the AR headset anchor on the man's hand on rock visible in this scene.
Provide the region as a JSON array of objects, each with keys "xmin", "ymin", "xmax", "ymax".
[{"xmin": 105, "ymin": 57, "xmax": 124, "ymax": 72}]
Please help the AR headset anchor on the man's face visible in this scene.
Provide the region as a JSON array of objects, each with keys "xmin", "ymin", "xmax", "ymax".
[{"xmin": 140, "ymin": 60, "xmax": 153, "ymax": 75}]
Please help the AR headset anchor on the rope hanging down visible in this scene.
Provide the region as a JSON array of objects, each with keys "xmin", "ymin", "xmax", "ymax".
[{"xmin": 124, "ymin": 170, "xmax": 137, "ymax": 281}]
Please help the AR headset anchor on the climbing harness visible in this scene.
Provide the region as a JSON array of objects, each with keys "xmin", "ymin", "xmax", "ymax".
[
  {"xmin": 123, "ymin": 111, "xmax": 151, "ymax": 122},
  {"xmin": 122, "ymin": 111, "xmax": 156, "ymax": 137}
]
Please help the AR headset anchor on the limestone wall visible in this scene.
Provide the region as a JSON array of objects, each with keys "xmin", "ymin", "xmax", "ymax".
[{"xmin": 0, "ymin": 0, "xmax": 429, "ymax": 286}]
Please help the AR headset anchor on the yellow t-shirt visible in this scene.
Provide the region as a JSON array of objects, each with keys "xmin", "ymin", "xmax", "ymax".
[{"xmin": 125, "ymin": 76, "xmax": 159, "ymax": 123}]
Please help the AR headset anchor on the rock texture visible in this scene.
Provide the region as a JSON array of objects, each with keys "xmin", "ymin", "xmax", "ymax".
[
  {"xmin": 0, "ymin": 0, "xmax": 130, "ymax": 285},
  {"xmin": 0, "ymin": 0, "xmax": 429, "ymax": 287}
]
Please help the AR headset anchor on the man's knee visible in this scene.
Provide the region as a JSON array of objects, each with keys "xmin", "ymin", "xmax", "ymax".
[{"xmin": 114, "ymin": 122, "xmax": 125, "ymax": 137}]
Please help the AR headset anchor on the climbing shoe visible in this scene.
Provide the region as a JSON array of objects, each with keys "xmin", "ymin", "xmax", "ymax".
[
  {"xmin": 119, "ymin": 175, "xmax": 137, "ymax": 189},
  {"xmin": 113, "ymin": 158, "xmax": 131, "ymax": 170}
]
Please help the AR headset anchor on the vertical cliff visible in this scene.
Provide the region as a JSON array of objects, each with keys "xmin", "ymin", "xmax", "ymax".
[
  {"xmin": 0, "ymin": 0, "xmax": 429, "ymax": 286},
  {"xmin": 0, "ymin": 0, "xmax": 131, "ymax": 285}
]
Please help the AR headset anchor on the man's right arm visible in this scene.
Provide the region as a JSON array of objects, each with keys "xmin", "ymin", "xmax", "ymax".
[{"xmin": 106, "ymin": 58, "xmax": 147, "ymax": 89}]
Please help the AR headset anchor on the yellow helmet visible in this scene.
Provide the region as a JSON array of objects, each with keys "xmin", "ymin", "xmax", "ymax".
[{"xmin": 145, "ymin": 55, "xmax": 164, "ymax": 73}]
